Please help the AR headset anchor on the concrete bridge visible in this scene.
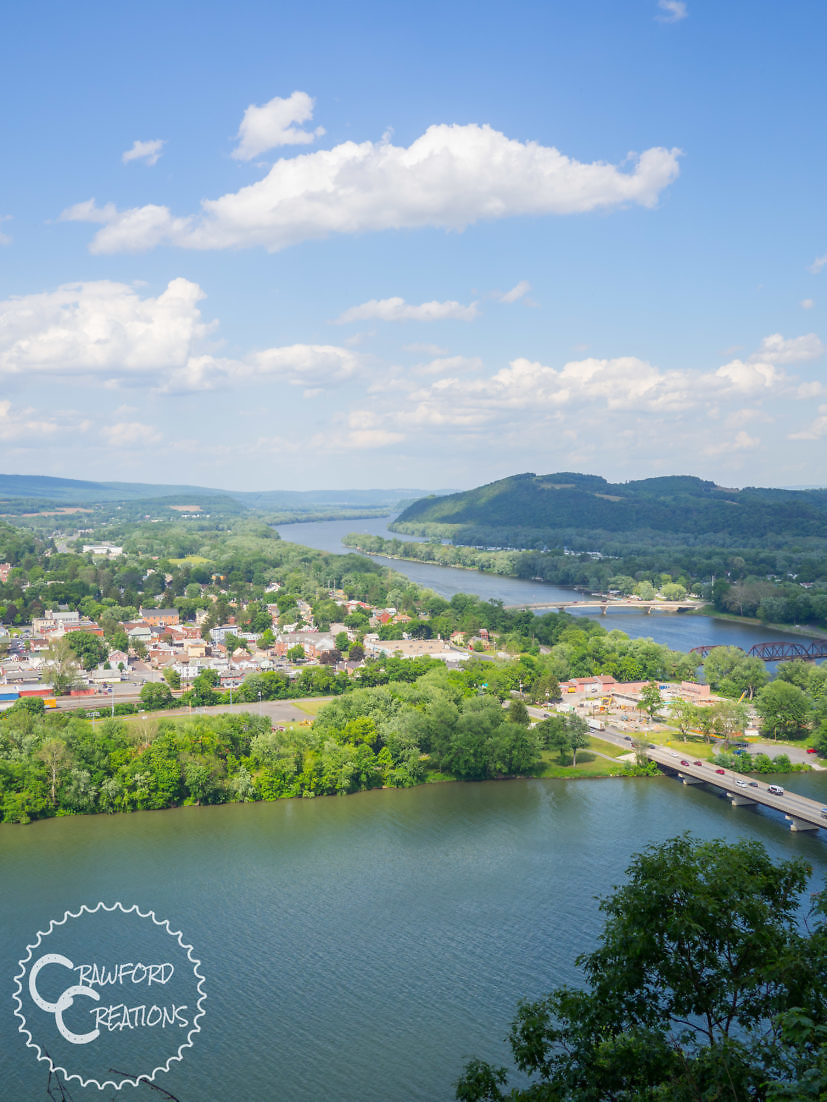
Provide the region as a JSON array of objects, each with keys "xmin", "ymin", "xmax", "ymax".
[
  {"xmin": 504, "ymin": 598, "xmax": 702, "ymax": 615},
  {"xmin": 649, "ymin": 746, "xmax": 827, "ymax": 832}
]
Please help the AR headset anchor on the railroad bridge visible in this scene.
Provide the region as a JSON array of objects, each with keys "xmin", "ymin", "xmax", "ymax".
[{"xmin": 690, "ymin": 640, "xmax": 827, "ymax": 662}]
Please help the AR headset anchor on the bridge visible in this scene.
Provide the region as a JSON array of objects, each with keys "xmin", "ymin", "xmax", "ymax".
[
  {"xmin": 648, "ymin": 747, "xmax": 827, "ymax": 832},
  {"xmin": 504, "ymin": 599, "xmax": 702, "ymax": 615},
  {"xmin": 690, "ymin": 640, "xmax": 827, "ymax": 661}
]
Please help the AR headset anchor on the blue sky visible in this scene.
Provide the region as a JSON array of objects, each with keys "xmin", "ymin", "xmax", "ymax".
[{"xmin": 1, "ymin": 0, "xmax": 825, "ymax": 491}]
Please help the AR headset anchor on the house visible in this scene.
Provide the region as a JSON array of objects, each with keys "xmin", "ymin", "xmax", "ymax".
[{"xmin": 139, "ymin": 608, "xmax": 180, "ymax": 627}]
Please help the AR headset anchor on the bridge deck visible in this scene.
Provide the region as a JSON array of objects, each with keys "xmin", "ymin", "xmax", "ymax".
[{"xmin": 648, "ymin": 747, "xmax": 827, "ymax": 831}]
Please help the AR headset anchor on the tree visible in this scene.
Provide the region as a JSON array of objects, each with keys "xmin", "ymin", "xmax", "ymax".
[
  {"xmin": 45, "ymin": 636, "xmax": 82, "ymax": 695},
  {"xmin": 162, "ymin": 666, "xmax": 181, "ymax": 690},
  {"xmin": 456, "ymin": 835, "xmax": 826, "ymax": 1101},
  {"xmin": 507, "ymin": 698, "xmax": 530, "ymax": 726},
  {"xmin": 638, "ymin": 680, "xmax": 663, "ymax": 721},
  {"xmin": 567, "ymin": 714, "xmax": 590, "ymax": 765},
  {"xmin": 36, "ymin": 738, "xmax": 73, "ymax": 805},
  {"xmin": 224, "ymin": 631, "xmax": 249, "ymax": 658},
  {"xmin": 703, "ymin": 646, "xmax": 769, "ymax": 699},
  {"xmin": 140, "ymin": 682, "xmax": 174, "ymax": 710},
  {"xmin": 65, "ymin": 630, "xmax": 108, "ymax": 671},
  {"xmin": 287, "ymin": 644, "xmax": 305, "ymax": 662},
  {"xmin": 756, "ymin": 680, "xmax": 811, "ymax": 741},
  {"xmin": 668, "ymin": 698, "xmax": 698, "ymax": 737}
]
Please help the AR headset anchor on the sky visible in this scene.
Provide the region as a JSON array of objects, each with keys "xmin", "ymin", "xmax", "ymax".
[{"xmin": 1, "ymin": 0, "xmax": 825, "ymax": 492}]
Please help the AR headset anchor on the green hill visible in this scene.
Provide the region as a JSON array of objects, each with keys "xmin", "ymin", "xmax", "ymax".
[{"xmin": 392, "ymin": 472, "xmax": 827, "ymax": 550}]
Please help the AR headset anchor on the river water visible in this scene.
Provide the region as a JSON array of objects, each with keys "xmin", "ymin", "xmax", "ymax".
[
  {"xmin": 3, "ymin": 517, "xmax": 825, "ymax": 1099},
  {"xmin": 4, "ymin": 774, "xmax": 827, "ymax": 1101},
  {"xmin": 276, "ymin": 516, "xmax": 814, "ymax": 659}
]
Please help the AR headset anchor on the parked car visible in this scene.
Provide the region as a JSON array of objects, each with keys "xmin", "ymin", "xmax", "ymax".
[{"xmin": 807, "ymin": 748, "xmax": 817, "ymax": 754}]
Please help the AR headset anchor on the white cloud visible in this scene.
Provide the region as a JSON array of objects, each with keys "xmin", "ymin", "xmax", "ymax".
[
  {"xmin": 0, "ymin": 278, "xmax": 209, "ymax": 378},
  {"xmin": 801, "ymin": 298, "xmax": 814, "ymax": 309},
  {"xmin": 789, "ymin": 404, "xmax": 827, "ymax": 440},
  {"xmin": 0, "ymin": 400, "xmax": 62, "ymax": 440},
  {"xmin": 656, "ymin": 0, "xmax": 688, "ymax": 22},
  {"xmin": 712, "ymin": 359, "xmax": 783, "ymax": 393},
  {"xmin": 336, "ymin": 296, "xmax": 478, "ymax": 323},
  {"xmin": 313, "ymin": 410, "xmax": 404, "ymax": 451},
  {"xmin": 102, "ymin": 421, "xmax": 162, "ymax": 447},
  {"xmin": 232, "ymin": 92, "xmax": 325, "ymax": 161},
  {"xmin": 65, "ymin": 124, "xmax": 682, "ymax": 253},
  {"xmin": 122, "ymin": 139, "xmax": 165, "ymax": 166},
  {"xmin": 752, "ymin": 332, "xmax": 824, "ymax": 364},
  {"xmin": 808, "ymin": 255, "xmax": 827, "ymax": 274},
  {"xmin": 796, "ymin": 380, "xmax": 823, "ymax": 399},
  {"xmin": 0, "ymin": 278, "xmax": 359, "ymax": 395},
  {"xmin": 496, "ymin": 280, "xmax": 531, "ymax": 303},
  {"xmin": 252, "ymin": 344, "xmax": 359, "ymax": 387}
]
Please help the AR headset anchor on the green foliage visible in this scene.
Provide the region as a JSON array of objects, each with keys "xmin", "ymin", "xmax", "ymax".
[
  {"xmin": 756, "ymin": 680, "xmax": 812, "ymax": 741},
  {"xmin": 456, "ymin": 834, "xmax": 827, "ymax": 1101}
]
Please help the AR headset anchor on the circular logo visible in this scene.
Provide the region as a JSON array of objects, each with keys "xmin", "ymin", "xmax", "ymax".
[{"xmin": 12, "ymin": 902, "xmax": 206, "ymax": 1090}]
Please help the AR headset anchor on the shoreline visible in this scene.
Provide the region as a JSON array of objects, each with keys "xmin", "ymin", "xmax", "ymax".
[{"xmin": 346, "ymin": 543, "xmax": 827, "ymax": 642}]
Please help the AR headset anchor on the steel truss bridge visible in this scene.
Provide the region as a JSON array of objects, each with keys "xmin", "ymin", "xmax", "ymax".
[{"xmin": 690, "ymin": 639, "xmax": 827, "ymax": 662}]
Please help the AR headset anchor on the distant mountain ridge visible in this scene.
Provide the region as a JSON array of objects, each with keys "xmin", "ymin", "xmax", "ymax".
[
  {"xmin": 0, "ymin": 473, "xmax": 446, "ymax": 511},
  {"xmin": 392, "ymin": 472, "xmax": 827, "ymax": 549}
]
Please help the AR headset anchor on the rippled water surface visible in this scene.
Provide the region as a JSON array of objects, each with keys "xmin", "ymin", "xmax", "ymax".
[{"xmin": 4, "ymin": 775, "xmax": 827, "ymax": 1100}]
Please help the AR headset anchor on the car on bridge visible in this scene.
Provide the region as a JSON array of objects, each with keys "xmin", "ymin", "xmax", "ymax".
[
  {"xmin": 715, "ymin": 768, "xmax": 725, "ymax": 775},
  {"xmin": 693, "ymin": 760, "xmax": 702, "ymax": 766}
]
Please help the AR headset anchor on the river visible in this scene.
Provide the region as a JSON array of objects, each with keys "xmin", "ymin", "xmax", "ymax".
[
  {"xmin": 276, "ymin": 516, "xmax": 814, "ymax": 659},
  {"xmin": 3, "ymin": 517, "xmax": 825, "ymax": 1099},
  {"xmin": 4, "ymin": 773, "xmax": 827, "ymax": 1100}
]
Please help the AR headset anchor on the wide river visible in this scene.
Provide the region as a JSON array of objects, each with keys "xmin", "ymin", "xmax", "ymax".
[
  {"xmin": 276, "ymin": 516, "xmax": 816, "ymax": 659},
  {"xmin": 3, "ymin": 517, "xmax": 825, "ymax": 1099}
]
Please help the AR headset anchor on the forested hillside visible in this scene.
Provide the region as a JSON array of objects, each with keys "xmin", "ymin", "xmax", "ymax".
[{"xmin": 394, "ymin": 472, "xmax": 827, "ymax": 550}]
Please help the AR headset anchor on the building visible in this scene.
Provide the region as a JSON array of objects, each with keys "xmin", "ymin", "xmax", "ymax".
[{"xmin": 139, "ymin": 608, "xmax": 180, "ymax": 627}]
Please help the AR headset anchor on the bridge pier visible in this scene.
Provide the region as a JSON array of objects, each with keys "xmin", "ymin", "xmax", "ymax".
[
  {"xmin": 785, "ymin": 814, "xmax": 819, "ymax": 832},
  {"xmin": 600, "ymin": 604, "xmax": 607, "ymax": 615},
  {"xmin": 678, "ymin": 773, "xmax": 703, "ymax": 785},
  {"xmin": 728, "ymin": 794, "xmax": 757, "ymax": 807}
]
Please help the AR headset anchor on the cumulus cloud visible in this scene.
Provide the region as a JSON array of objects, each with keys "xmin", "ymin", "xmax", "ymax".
[
  {"xmin": 496, "ymin": 280, "xmax": 531, "ymax": 303},
  {"xmin": 122, "ymin": 139, "xmax": 165, "ymax": 166},
  {"xmin": 712, "ymin": 359, "xmax": 784, "ymax": 393},
  {"xmin": 0, "ymin": 278, "xmax": 359, "ymax": 395},
  {"xmin": 336, "ymin": 296, "xmax": 478, "ymax": 323},
  {"xmin": 64, "ymin": 124, "xmax": 682, "ymax": 254},
  {"xmin": 102, "ymin": 421, "xmax": 162, "ymax": 447},
  {"xmin": 808, "ymin": 255, "xmax": 827, "ymax": 275},
  {"xmin": 232, "ymin": 91, "xmax": 325, "ymax": 160},
  {"xmin": 413, "ymin": 355, "xmax": 483, "ymax": 377},
  {"xmin": 0, "ymin": 278, "xmax": 209, "ymax": 378},
  {"xmin": 252, "ymin": 344, "xmax": 359, "ymax": 387},
  {"xmin": 656, "ymin": 0, "xmax": 688, "ymax": 21},
  {"xmin": 789, "ymin": 404, "xmax": 827, "ymax": 440},
  {"xmin": 752, "ymin": 332, "xmax": 824, "ymax": 364}
]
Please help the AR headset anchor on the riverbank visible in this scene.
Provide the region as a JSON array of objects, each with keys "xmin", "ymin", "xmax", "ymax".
[{"xmin": 694, "ymin": 606, "xmax": 827, "ymax": 642}]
